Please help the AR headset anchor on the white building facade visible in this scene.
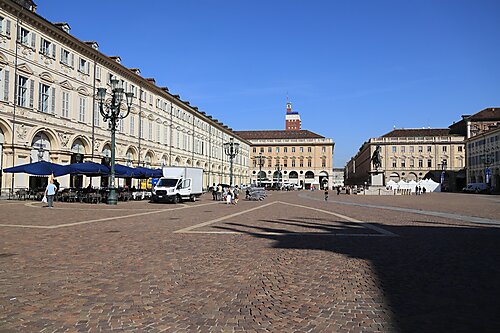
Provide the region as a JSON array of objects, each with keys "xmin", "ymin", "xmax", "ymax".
[
  {"xmin": 0, "ymin": 0, "xmax": 249, "ymax": 193},
  {"xmin": 466, "ymin": 126, "xmax": 500, "ymax": 190}
]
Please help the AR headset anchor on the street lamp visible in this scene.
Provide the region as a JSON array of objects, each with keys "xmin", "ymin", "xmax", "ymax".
[
  {"xmin": 483, "ymin": 150, "xmax": 493, "ymax": 185},
  {"xmin": 97, "ymin": 78, "xmax": 134, "ymax": 205},
  {"xmin": 256, "ymin": 152, "xmax": 265, "ymax": 187},
  {"xmin": 438, "ymin": 159, "xmax": 447, "ymax": 189},
  {"xmin": 275, "ymin": 162, "xmax": 282, "ymax": 189},
  {"xmin": 223, "ymin": 138, "xmax": 239, "ymax": 186}
]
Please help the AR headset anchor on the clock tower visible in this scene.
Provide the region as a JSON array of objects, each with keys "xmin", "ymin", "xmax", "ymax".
[{"xmin": 285, "ymin": 100, "xmax": 301, "ymax": 131}]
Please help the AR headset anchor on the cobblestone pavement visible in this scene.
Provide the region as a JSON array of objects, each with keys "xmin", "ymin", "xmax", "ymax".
[{"xmin": 0, "ymin": 192, "xmax": 499, "ymax": 332}]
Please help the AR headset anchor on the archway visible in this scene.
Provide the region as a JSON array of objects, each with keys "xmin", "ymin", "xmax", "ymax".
[
  {"xmin": 407, "ymin": 172, "xmax": 418, "ymax": 181},
  {"xmin": 304, "ymin": 171, "xmax": 315, "ymax": 190},
  {"xmin": 288, "ymin": 171, "xmax": 299, "ymax": 184},
  {"xmin": 390, "ymin": 172, "xmax": 400, "ymax": 182},
  {"xmin": 30, "ymin": 132, "xmax": 52, "ymax": 190},
  {"xmin": 70, "ymin": 139, "xmax": 86, "ymax": 188},
  {"xmin": 319, "ymin": 171, "xmax": 329, "ymax": 189}
]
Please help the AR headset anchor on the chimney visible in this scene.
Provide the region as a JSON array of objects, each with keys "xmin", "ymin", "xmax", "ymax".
[{"xmin": 146, "ymin": 78, "xmax": 156, "ymax": 85}]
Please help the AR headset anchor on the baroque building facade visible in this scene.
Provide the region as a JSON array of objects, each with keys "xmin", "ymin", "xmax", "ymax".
[
  {"xmin": 346, "ymin": 129, "xmax": 466, "ymax": 191},
  {"xmin": 466, "ymin": 126, "xmax": 500, "ymax": 190},
  {"xmin": 0, "ymin": 0, "xmax": 250, "ymax": 193},
  {"xmin": 236, "ymin": 102, "xmax": 335, "ymax": 190}
]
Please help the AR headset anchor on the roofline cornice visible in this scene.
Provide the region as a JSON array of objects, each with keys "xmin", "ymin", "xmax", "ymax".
[{"xmin": 1, "ymin": 0, "xmax": 246, "ymax": 140}]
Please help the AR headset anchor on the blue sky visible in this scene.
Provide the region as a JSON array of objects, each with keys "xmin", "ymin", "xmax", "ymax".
[{"xmin": 38, "ymin": 0, "xmax": 500, "ymax": 167}]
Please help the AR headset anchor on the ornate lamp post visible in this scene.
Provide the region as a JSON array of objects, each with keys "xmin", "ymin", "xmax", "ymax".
[
  {"xmin": 223, "ymin": 138, "xmax": 240, "ymax": 186},
  {"xmin": 96, "ymin": 78, "xmax": 134, "ymax": 205},
  {"xmin": 438, "ymin": 159, "xmax": 447, "ymax": 189},
  {"xmin": 256, "ymin": 152, "xmax": 265, "ymax": 187},
  {"xmin": 275, "ymin": 162, "xmax": 282, "ymax": 189}
]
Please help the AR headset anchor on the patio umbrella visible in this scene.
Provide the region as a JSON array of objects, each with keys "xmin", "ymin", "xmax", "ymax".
[
  {"xmin": 68, "ymin": 161, "xmax": 110, "ymax": 176},
  {"xmin": 3, "ymin": 160, "xmax": 70, "ymax": 177},
  {"xmin": 115, "ymin": 164, "xmax": 142, "ymax": 178},
  {"xmin": 134, "ymin": 167, "xmax": 163, "ymax": 178}
]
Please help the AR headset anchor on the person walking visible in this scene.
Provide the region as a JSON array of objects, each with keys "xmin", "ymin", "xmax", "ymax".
[
  {"xmin": 212, "ymin": 183, "xmax": 217, "ymax": 201},
  {"xmin": 226, "ymin": 187, "xmax": 232, "ymax": 205},
  {"xmin": 217, "ymin": 184, "xmax": 222, "ymax": 201},
  {"xmin": 233, "ymin": 185, "xmax": 240, "ymax": 205},
  {"xmin": 44, "ymin": 179, "xmax": 57, "ymax": 208},
  {"xmin": 324, "ymin": 188, "xmax": 329, "ymax": 201},
  {"xmin": 337, "ymin": 186, "xmax": 341, "ymax": 195}
]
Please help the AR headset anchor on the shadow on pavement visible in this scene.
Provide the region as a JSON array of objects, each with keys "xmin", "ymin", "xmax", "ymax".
[{"xmin": 215, "ymin": 219, "xmax": 500, "ymax": 333}]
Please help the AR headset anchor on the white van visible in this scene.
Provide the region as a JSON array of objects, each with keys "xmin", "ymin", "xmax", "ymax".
[{"xmin": 152, "ymin": 167, "xmax": 203, "ymax": 203}]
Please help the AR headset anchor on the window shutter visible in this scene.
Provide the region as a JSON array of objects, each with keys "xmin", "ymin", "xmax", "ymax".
[
  {"xmin": 70, "ymin": 53, "xmax": 74, "ymax": 67},
  {"xmin": 51, "ymin": 87, "xmax": 56, "ymax": 113},
  {"xmin": 60, "ymin": 48, "xmax": 64, "ymax": 61},
  {"xmin": 6, "ymin": 20, "xmax": 11, "ymax": 37},
  {"xmin": 51, "ymin": 44, "xmax": 56, "ymax": 58},
  {"xmin": 38, "ymin": 82, "xmax": 42, "ymax": 111},
  {"xmin": 29, "ymin": 79, "xmax": 34, "ymax": 108},
  {"xmin": 30, "ymin": 32, "xmax": 36, "ymax": 48},
  {"xmin": 4, "ymin": 70, "xmax": 9, "ymax": 102}
]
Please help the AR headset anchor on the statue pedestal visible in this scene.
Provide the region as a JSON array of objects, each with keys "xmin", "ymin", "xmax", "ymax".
[{"xmin": 369, "ymin": 170, "xmax": 385, "ymax": 186}]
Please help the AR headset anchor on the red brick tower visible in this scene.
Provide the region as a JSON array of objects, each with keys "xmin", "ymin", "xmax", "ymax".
[{"xmin": 285, "ymin": 100, "xmax": 301, "ymax": 131}]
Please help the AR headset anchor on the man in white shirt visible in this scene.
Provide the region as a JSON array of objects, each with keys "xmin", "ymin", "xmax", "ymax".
[{"xmin": 44, "ymin": 180, "xmax": 57, "ymax": 208}]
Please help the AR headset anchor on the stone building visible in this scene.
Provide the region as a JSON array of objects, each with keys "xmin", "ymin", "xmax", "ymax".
[
  {"xmin": 449, "ymin": 107, "xmax": 500, "ymax": 187},
  {"xmin": 0, "ymin": 0, "xmax": 250, "ymax": 193},
  {"xmin": 465, "ymin": 126, "xmax": 500, "ymax": 190},
  {"xmin": 346, "ymin": 128, "xmax": 466, "ymax": 191},
  {"xmin": 235, "ymin": 101, "xmax": 334, "ymax": 190}
]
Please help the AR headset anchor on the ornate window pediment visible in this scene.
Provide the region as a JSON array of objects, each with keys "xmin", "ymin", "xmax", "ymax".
[
  {"xmin": 0, "ymin": 52, "xmax": 8, "ymax": 66},
  {"xmin": 39, "ymin": 72, "xmax": 54, "ymax": 83},
  {"xmin": 17, "ymin": 63, "xmax": 34, "ymax": 75},
  {"xmin": 76, "ymin": 86, "xmax": 89, "ymax": 96},
  {"xmin": 60, "ymin": 80, "xmax": 74, "ymax": 90}
]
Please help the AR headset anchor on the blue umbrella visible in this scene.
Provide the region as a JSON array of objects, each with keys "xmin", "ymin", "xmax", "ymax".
[
  {"xmin": 115, "ymin": 164, "xmax": 142, "ymax": 178},
  {"xmin": 3, "ymin": 161, "xmax": 70, "ymax": 177},
  {"xmin": 134, "ymin": 167, "xmax": 163, "ymax": 178},
  {"xmin": 68, "ymin": 162, "xmax": 110, "ymax": 176}
]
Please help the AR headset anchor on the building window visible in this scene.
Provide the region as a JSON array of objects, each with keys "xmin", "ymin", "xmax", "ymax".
[
  {"xmin": 40, "ymin": 38, "xmax": 55, "ymax": 58},
  {"xmin": 291, "ymin": 159, "xmax": 295, "ymax": 167},
  {"xmin": 284, "ymin": 147, "xmax": 288, "ymax": 153},
  {"xmin": 410, "ymin": 159, "xmax": 414, "ymax": 168},
  {"xmin": 276, "ymin": 147, "xmax": 280, "ymax": 153},
  {"xmin": 418, "ymin": 146, "xmax": 423, "ymax": 153},
  {"xmin": 38, "ymin": 83, "xmax": 50, "ymax": 113},
  {"xmin": 78, "ymin": 97, "xmax": 86, "ymax": 122},
  {"xmin": 307, "ymin": 159, "xmax": 312, "ymax": 167},
  {"xmin": 427, "ymin": 159, "xmax": 432, "ymax": 167},
  {"xmin": 322, "ymin": 146, "xmax": 326, "ymax": 153},
  {"xmin": 442, "ymin": 146, "xmax": 447, "ymax": 152},
  {"xmin": 307, "ymin": 147, "xmax": 312, "ymax": 153},
  {"xmin": 401, "ymin": 146, "xmax": 405, "ymax": 153},
  {"xmin": 401, "ymin": 159, "xmax": 406, "ymax": 168},
  {"xmin": 60, "ymin": 48, "xmax": 73, "ymax": 67},
  {"xmin": 283, "ymin": 160, "xmax": 288, "ymax": 167},
  {"xmin": 410, "ymin": 146, "xmax": 414, "ymax": 153},
  {"xmin": 253, "ymin": 159, "xmax": 257, "ymax": 167},
  {"xmin": 61, "ymin": 91, "xmax": 70, "ymax": 118},
  {"xmin": 458, "ymin": 146, "xmax": 463, "ymax": 152},
  {"xmin": 418, "ymin": 159, "xmax": 423, "ymax": 168},
  {"xmin": 129, "ymin": 115, "xmax": 135, "ymax": 136},
  {"xmin": 268, "ymin": 147, "xmax": 272, "ymax": 153},
  {"xmin": 16, "ymin": 75, "xmax": 30, "ymax": 107},
  {"xmin": 292, "ymin": 147, "xmax": 296, "ymax": 153},
  {"xmin": 392, "ymin": 160, "xmax": 397, "ymax": 168},
  {"xmin": 427, "ymin": 146, "xmax": 432, "ymax": 152},
  {"xmin": 19, "ymin": 27, "xmax": 34, "ymax": 48},
  {"xmin": 300, "ymin": 147, "xmax": 304, "ymax": 153},
  {"xmin": 268, "ymin": 159, "xmax": 272, "ymax": 167},
  {"xmin": 0, "ymin": 16, "xmax": 12, "ymax": 37},
  {"xmin": 148, "ymin": 121, "xmax": 153, "ymax": 141},
  {"xmin": 260, "ymin": 147, "xmax": 264, "ymax": 153},
  {"xmin": 299, "ymin": 159, "xmax": 304, "ymax": 167},
  {"xmin": 321, "ymin": 159, "xmax": 326, "ymax": 167},
  {"xmin": 93, "ymin": 101, "xmax": 99, "ymax": 127},
  {"xmin": 253, "ymin": 147, "xmax": 256, "ymax": 153},
  {"xmin": 78, "ymin": 58, "xmax": 89, "ymax": 74},
  {"xmin": 392, "ymin": 146, "xmax": 397, "ymax": 153}
]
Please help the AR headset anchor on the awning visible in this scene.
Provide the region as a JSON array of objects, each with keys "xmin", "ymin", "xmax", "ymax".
[
  {"xmin": 68, "ymin": 161, "xmax": 110, "ymax": 176},
  {"xmin": 3, "ymin": 161, "xmax": 70, "ymax": 177}
]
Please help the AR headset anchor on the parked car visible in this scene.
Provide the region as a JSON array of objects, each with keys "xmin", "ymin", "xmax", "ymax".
[{"xmin": 462, "ymin": 183, "xmax": 490, "ymax": 194}]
